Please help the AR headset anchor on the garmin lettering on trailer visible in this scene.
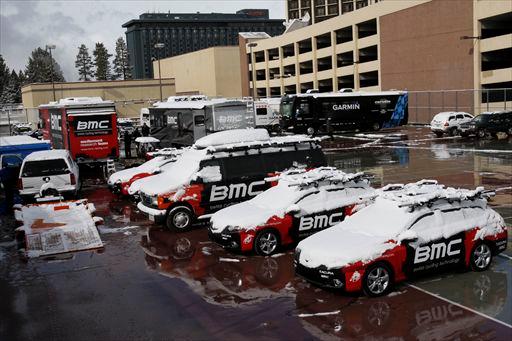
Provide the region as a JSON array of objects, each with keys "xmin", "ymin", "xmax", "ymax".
[
  {"xmin": 73, "ymin": 115, "xmax": 113, "ymax": 136},
  {"xmin": 332, "ymin": 103, "xmax": 360, "ymax": 111}
]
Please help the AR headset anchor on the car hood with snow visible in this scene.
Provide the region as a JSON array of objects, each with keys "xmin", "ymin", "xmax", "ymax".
[
  {"xmin": 108, "ymin": 156, "xmax": 173, "ymax": 185},
  {"xmin": 296, "ymin": 182, "xmax": 506, "ymax": 270}
]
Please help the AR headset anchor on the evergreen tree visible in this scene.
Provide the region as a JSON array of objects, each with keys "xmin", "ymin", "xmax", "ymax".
[
  {"xmin": 93, "ymin": 42, "xmax": 112, "ymax": 81},
  {"xmin": 112, "ymin": 37, "xmax": 131, "ymax": 80},
  {"xmin": 0, "ymin": 55, "xmax": 11, "ymax": 98},
  {"xmin": 75, "ymin": 44, "xmax": 94, "ymax": 81},
  {"xmin": 24, "ymin": 47, "xmax": 65, "ymax": 83},
  {"xmin": 1, "ymin": 71, "xmax": 20, "ymax": 103}
]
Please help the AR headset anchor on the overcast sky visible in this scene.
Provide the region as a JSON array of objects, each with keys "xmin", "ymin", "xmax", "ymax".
[{"xmin": 0, "ymin": 0, "xmax": 285, "ymax": 81}]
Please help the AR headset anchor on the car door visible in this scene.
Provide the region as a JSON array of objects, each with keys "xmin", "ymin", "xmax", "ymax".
[
  {"xmin": 403, "ymin": 210, "xmax": 466, "ymax": 276},
  {"xmin": 290, "ymin": 189, "xmax": 346, "ymax": 241},
  {"xmin": 455, "ymin": 114, "xmax": 465, "ymax": 127}
]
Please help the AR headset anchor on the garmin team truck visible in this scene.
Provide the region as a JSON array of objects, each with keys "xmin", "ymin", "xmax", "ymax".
[
  {"xmin": 38, "ymin": 97, "xmax": 119, "ymax": 168},
  {"xmin": 280, "ymin": 90, "xmax": 408, "ymax": 135}
]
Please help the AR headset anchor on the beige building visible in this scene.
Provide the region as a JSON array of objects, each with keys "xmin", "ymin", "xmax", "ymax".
[
  {"xmin": 152, "ymin": 46, "xmax": 243, "ymax": 98},
  {"xmin": 21, "ymin": 78, "xmax": 176, "ymax": 120},
  {"xmin": 243, "ymin": 0, "xmax": 512, "ymax": 122}
]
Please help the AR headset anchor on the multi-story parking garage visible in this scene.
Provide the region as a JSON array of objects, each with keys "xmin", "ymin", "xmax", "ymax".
[{"xmin": 240, "ymin": 0, "xmax": 511, "ymax": 121}]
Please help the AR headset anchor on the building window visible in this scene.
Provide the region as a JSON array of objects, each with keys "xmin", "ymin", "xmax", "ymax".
[
  {"xmin": 316, "ymin": 32, "xmax": 331, "ymax": 49},
  {"xmin": 317, "ymin": 56, "xmax": 333, "ymax": 71},
  {"xmin": 299, "ymin": 60, "xmax": 313, "ymax": 75},
  {"xmin": 358, "ymin": 45, "xmax": 378, "ymax": 63},
  {"xmin": 359, "ymin": 70, "xmax": 378, "ymax": 88},
  {"xmin": 338, "ymin": 75, "xmax": 354, "ymax": 89},
  {"xmin": 336, "ymin": 26, "xmax": 353, "ymax": 44},
  {"xmin": 342, "ymin": 0, "xmax": 354, "ymax": 13},
  {"xmin": 337, "ymin": 51, "xmax": 354, "ymax": 67},
  {"xmin": 357, "ymin": 19, "xmax": 377, "ymax": 38}
]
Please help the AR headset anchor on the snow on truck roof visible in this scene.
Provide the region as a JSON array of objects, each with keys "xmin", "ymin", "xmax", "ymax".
[
  {"xmin": 39, "ymin": 97, "xmax": 114, "ymax": 108},
  {"xmin": 292, "ymin": 90, "xmax": 406, "ymax": 99},
  {"xmin": 24, "ymin": 149, "xmax": 69, "ymax": 161},
  {"xmin": 0, "ymin": 135, "xmax": 50, "ymax": 147},
  {"xmin": 152, "ymin": 97, "xmax": 237, "ymax": 110}
]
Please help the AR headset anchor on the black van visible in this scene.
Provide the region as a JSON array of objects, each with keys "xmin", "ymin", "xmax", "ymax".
[
  {"xmin": 136, "ymin": 135, "xmax": 327, "ymax": 230},
  {"xmin": 459, "ymin": 111, "xmax": 512, "ymax": 138}
]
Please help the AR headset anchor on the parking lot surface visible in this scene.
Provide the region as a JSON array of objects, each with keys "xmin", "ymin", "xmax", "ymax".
[{"xmin": 1, "ymin": 126, "xmax": 511, "ymax": 340}]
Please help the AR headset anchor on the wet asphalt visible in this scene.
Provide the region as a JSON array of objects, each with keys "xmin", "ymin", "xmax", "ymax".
[{"xmin": 0, "ymin": 126, "xmax": 511, "ymax": 340}]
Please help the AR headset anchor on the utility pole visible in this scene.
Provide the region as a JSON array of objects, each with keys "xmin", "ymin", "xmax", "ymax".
[
  {"xmin": 248, "ymin": 42, "xmax": 258, "ymax": 100},
  {"xmin": 154, "ymin": 43, "xmax": 165, "ymax": 101},
  {"xmin": 46, "ymin": 44, "xmax": 57, "ymax": 101}
]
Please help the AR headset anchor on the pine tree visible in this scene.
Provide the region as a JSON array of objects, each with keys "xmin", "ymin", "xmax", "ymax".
[
  {"xmin": 24, "ymin": 47, "xmax": 65, "ymax": 84},
  {"xmin": 75, "ymin": 44, "xmax": 94, "ymax": 81},
  {"xmin": 1, "ymin": 71, "xmax": 19, "ymax": 103},
  {"xmin": 0, "ymin": 55, "xmax": 11, "ymax": 98},
  {"xmin": 112, "ymin": 37, "xmax": 131, "ymax": 80},
  {"xmin": 93, "ymin": 42, "xmax": 112, "ymax": 81}
]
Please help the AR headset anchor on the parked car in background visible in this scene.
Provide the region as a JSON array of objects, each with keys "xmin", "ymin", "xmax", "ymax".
[
  {"xmin": 430, "ymin": 112, "xmax": 473, "ymax": 137},
  {"xmin": 209, "ymin": 167, "xmax": 374, "ymax": 256},
  {"xmin": 118, "ymin": 118, "xmax": 135, "ymax": 137},
  {"xmin": 11, "ymin": 123, "xmax": 33, "ymax": 136},
  {"xmin": 135, "ymin": 129, "xmax": 326, "ymax": 231},
  {"xmin": 18, "ymin": 149, "xmax": 80, "ymax": 201},
  {"xmin": 295, "ymin": 180, "xmax": 507, "ymax": 297},
  {"xmin": 459, "ymin": 110, "xmax": 512, "ymax": 138}
]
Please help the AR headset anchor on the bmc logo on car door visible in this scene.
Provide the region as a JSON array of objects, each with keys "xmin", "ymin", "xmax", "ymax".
[
  {"xmin": 292, "ymin": 209, "xmax": 345, "ymax": 240},
  {"xmin": 405, "ymin": 233, "xmax": 465, "ymax": 275},
  {"xmin": 202, "ymin": 180, "xmax": 270, "ymax": 213}
]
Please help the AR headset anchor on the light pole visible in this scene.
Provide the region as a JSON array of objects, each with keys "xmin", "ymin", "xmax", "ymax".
[
  {"xmin": 46, "ymin": 44, "xmax": 56, "ymax": 101},
  {"xmin": 154, "ymin": 43, "xmax": 165, "ymax": 101},
  {"xmin": 248, "ymin": 42, "xmax": 258, "ymax": 100}
]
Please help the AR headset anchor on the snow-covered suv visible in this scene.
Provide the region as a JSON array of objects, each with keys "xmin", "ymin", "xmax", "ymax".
[
  {"xmin": 209, "ymin": 167, "xmax": 374, "ymax": 256},
  {"xmin": 430, "ymin": 112, "xmax": 473, "ymax": 137},
  {"xmin": 135, "ymin": 129, "xmax": 326, "ymax": 231},
  {"xmin": 295, "ymin": 180, "xmax": 507, "ymax": 297}
]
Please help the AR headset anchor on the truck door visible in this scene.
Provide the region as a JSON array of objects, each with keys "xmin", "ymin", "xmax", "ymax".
[{"xmin": 193, "ymin": 112, "xmax": 206, "ymax": 141}]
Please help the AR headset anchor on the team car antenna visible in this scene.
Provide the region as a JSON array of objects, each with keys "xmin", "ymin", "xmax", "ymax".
[
  {"xmin": 209, "ymin": 167, "xmax": 375, "ymax": 256},
  {"xmin": 295, "ymin": 179, "xmax": 508, "ymax": 296}
]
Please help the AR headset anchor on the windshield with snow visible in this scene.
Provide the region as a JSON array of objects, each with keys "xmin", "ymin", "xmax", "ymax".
[{"xmin": 248, "ymin": 182, "xmax": 303, "ymax": 211}]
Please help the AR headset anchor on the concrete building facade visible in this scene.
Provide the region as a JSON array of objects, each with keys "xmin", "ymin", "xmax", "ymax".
[
  {"xmin": 242, "ymin": 0, "xmax": 511, "ymax": 122},
  {"xmin": 21, "ymin": 79, "xmax": 176, "ymax": 119},
  {"xmin": 123, "ymin": 9, "xmax": 285, "ymax": 79},
  {"xmin": 153, "ymin": 46, "xmax": 242, "ymax": 98}
]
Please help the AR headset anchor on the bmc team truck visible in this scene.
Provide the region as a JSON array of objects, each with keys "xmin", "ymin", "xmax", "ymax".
[
  {"xmin": 38, "ymin": 97, "xmax": 119, "ymax": 165},
  {"xmin": 280, "ymin": 90, "xmax": 408, "ymax": 135},
  {"xmin": 148, "ymin": 96, "xmax": 255, "ymax": 147}
]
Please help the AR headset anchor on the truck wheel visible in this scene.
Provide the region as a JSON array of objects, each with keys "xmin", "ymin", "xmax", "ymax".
[
  {"xmin": 470, "ymin": 243, "xmax": 492, "ymax": 272},
  {"xmin": 306, "ymin": 127, "xmax": 315, "ymax": 136},
  {"xmin": 434, "ymin": 132, "xmax": 443, "ymax": 138},
  {"xmin": 254, "ymin": 229, "xmax": 280, "ymax": 256},
  {"xmin": 166, "ymin": 206, "xmax": 194, "ymax": 231},
  {"xmin": 372, "ymin": 122, "xmax": 381, "ymax": 131},
  {"xmin": 362, "ymin": 263, "xmax": 393, "ymax": 297}
]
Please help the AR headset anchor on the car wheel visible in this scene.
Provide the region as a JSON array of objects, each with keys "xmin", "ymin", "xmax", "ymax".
[
  {"xmin": 470, "ymin": 243, "xmax": 492, "ymax": 272},
  {"xmin": 254, "ymin": 229, "xmax": 280, "ymax": 256},
  {"xmin": 434, "ymin": 132, "xmax": 443, "ymax": 138},
  {"xmin": 508, "ymin": 127, "xmax": 512, "ymax": 136},
  {"xmin": 306, "ymin": 127, "xmax": 315, "ymax": 136},
  {"xmin": 166, "ymin": 206, "xmax": 194, "ymax": 231},
  {"xmin": 460, "ymin": 131, "xmax": 468, "ymax": 137},
  {"xmin": 477, "ymin": 129, "xmax": 487, "ymax": 139},
  {"xmin": 449, "ymin": 128, "xmax": 458, "ymax": 136},
  {"xmin": 372, "ymin": 122, "xmax": 381, "ymax": 131},
  {"xmin": 362, "ymin": 263, "xmax": 393, "ymax": 297}
]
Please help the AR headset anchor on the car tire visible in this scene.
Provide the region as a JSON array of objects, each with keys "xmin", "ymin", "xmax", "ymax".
[
  {"xmin": 459, "ymin": 131, "xmax": 468, "ymax": 137},
  {"xmin": 449, "ymin": 128, "xmax": 458, "ymax": 136},
  {"xmin": 254, "ymin": 229, "xmax": 280, "ymax": 256},
  {"xmin": 434, "ymin": 132, "xmax": 443, "ymax": 138},
  {"xmin": 508, "ymin": 127, "xmax": 512, "ymax": 136},
  {"xmin": 372, "ymin": 122, "xmax": 381, "ymax": 131},
  {"xmin": 362, "ymin": 263, "xmax": 393, "ymax": 297},
  {"xmin": 166, "ymin": 206, "xmax": 194, "ymax": 231},
  {"xmin": 470, "ymin": 243, "xmax": 493, "ymax": 272},
  {"xmin": 306, "ymin": 127, "xmax": 315, "ymax": 136},
  {"xmin": 477, "ymin": 129, "xmax": 487, "ymax": 139}
]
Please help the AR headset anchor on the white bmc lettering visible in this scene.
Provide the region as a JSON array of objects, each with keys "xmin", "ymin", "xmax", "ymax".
[
  {"xmin": 332, "ymin": 103, "xmax": 360, "ymax": 111},
  {"xmin": 299, "ymin": 212, "xmax": 344, "ymax": 231},
  {"xmin": 414, "ymin": 239, "xmax": 462, "ymax": 264},
  {"xmin": 77, "ymin": 120, "xmax": 109, "ymax": 130},
  {"xmin": 210, "ymin": 181, "xmax": 265, "ymax": 202}
]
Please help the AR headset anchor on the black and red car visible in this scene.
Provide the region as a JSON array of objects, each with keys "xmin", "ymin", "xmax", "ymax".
[
  {"xmin": 295, "ymin": 180, "xmax": 508, "ymax": 296},
  {"xmin": 209, "ymin": 167, "xmax": 375, "ymax": 256}
]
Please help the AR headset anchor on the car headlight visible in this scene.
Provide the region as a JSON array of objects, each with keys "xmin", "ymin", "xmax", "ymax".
[
  {"xmin": 152, "ymin": 196, "xmax": 158, "ymax": 206},
  {"xmin": 227, "ymin": 225, "xmax": 242, "ymax": 232}
]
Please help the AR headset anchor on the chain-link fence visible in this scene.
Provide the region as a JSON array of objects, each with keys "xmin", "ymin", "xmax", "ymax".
[
  {"xmin": 0, "ymin": 104, "xmax": 39, "ymax": 136},
  {"xmin": 408, "ymin": 88, "xmax": 511, "ymax": 124}
]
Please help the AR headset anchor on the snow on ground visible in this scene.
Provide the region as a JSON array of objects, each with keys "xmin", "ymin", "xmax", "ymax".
[{"xmin": 98, "ymin": 225, "xmax": 140, "ymax": 234}]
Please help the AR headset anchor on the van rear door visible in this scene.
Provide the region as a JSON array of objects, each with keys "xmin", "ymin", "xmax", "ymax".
[{"xmin": 20, "ymin": 158, "xmax": 72, "ymax": 192}]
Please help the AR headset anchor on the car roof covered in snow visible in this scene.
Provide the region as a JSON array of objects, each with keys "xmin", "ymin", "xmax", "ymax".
[
  {"xmin": 40, "ymin": 97, "xmax": 114, "ymax": 108},
  {"xmin": 24, "ymin": 149, "xmax": 70, "ymax": 161},
  {"xmin": 0, "ymin": 135, "xmax": 50, "ymax": 147}
]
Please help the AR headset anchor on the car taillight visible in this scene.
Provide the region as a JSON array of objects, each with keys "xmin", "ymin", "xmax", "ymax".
[
  {"xmin": 70, "ymin": 173, "xmax": 76, "ymax": 185},
  {"xmin": 444, "ymin": 122, "xmax": 449, "ymax": 127},
  {"xmin": 17, "ymin": 178, "xmax": 23, "ymax": 190}
]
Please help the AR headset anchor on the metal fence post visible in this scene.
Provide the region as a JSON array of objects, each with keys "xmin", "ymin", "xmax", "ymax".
[
  {"xmin": 428, "ymin": 91, "xmax": 431, "ymax": 122},
  {"xmin": 504, "ymin": 88, "xmax": 507, "ymax": 110},
  {"xmin": 442, "ymin": 91, "xmax": 444, "ymax": 112},
  {"xmin": 455, "ymin": 91, "xmax": 458, "ymax": 111},
  {"xmin": 486, "ymin": 89, "xmax": 489, "ymax": 111}
]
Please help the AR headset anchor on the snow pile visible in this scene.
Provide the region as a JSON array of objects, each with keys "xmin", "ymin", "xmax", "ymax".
[
  {"xmin": 194, "ymin": 166, "xmax": 222, "ymax": 183},
  {"xmin": 15, "ymin": 200, "xmax": 103, "ymax": 258},
  {"xmin": 297, "ymin": 182, "xmax": 506, "ymax": 270},
  {"xmin": 194, "ymin": 129, "xmax": 270, "ymax": 149},
  {"xmin": 147, "ymin": 147, "xmax": 187, "ymax": 158},
  {"xmin": 108, "ymin": 156, "xmax": 171, "ymax": 185},
  {"xmin": 134, "ymin": 137, "xmax": 160, "ymax": 143},
  {"xmin": 210, "ymin": 167, "xmax": 374, "ymax": 232}
]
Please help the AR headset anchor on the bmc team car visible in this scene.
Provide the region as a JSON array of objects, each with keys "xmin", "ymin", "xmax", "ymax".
[
  {"xmin": 295, "ymin": 180, "xmax": 508, "ymax": 297},
  {"xmin": 209, "ymin": 167, "xmax": 374, "ymax": 255},
  {"xmin": 135, "ymin": 129, "xmax": 326, "ymax": 230}
]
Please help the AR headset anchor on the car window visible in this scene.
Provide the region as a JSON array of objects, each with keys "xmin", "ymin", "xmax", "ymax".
[
  {"xmin": 2, "ymin": 155, "xmax": 22, "ymax": 168},
  {"xmin": 198, "ymin": 159, "xmax": 223, "ymax": 183},
  {"xmin": 455, "ymin": 114, "xmax": 463, "ymax": 119},
  {"xmin": 263, "ymin": 149, "xmax": 325, "ymax": 173},
  {"xmin": 448, "ymin": 116, "xmax": 455, "ymax": 121},
  {"xmin": 256, "ymin": 108, "xmax": 267, "ymax": 116},
  {"xmin": 223, "ymin": 154, "xmax": 266, "ymax": 180},
  {"xmin": 464, "ymin": 114, "xmax": 472, "ymax": 119},
  {"xmin": 194, "ymin": 115, "xmax": 205, "ymax": 126},
  {"xmin": 409, "ymin": 212, "xmax": 436, "ymax": 233},
  {"xmin": 21, "ymin": 159, "xmax": 69, "ymax": 177}
]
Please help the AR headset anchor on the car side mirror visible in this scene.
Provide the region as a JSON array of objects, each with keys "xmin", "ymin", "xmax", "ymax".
[
  {"xmin": 285, "ymin": 204, "xmax": 301, "ymax": 215},
  {"xmin": 398, "ymin": 230, "xmax": 418, "ymax": 243},
  {"xmin": 153, "ymin": 167, "xmax": 161, "ymax": 174}
]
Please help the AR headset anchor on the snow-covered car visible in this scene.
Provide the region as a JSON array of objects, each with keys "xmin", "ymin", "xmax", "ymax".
[
  {"xmin": 295, "ymin": 180, "xmax": 508, "ymax": 297},
  {"xmin": 430, "ymin": 112, "xmax": 473, "ymax": 137},
  {"xmin": 209, "ymin": 167, "xmax": 374, "ymax": 256},
  {"xmin": 18, "ymin": 149, "xmax": 80, "ymax": 201},
  {"xmin": 134, "ymin": 129, "xmax": 326, "ymax": 231},
  {"xmin": 107, "ymin": 155, "xmax": 177, "ymax": 196}
]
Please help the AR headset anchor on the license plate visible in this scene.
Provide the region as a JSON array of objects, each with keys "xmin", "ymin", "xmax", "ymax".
[{"xmin": 149, "ymin": 215, "xmax": 155, "ymax": 222}]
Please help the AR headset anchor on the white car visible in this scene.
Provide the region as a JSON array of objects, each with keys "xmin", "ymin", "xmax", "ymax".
[
  {"xmin": 430, "ymin": 112, "xmax": 473, "ymax": 137},
  {"xmin": 18, "ymin": 149, "xmax": 80, "ymax": 200},
  {"xmin": 295, "ymin": 180, "xmax": 507, "ymax": 296}
]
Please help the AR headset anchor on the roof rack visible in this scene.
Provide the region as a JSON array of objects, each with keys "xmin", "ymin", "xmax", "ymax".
[
  {"xmin": 271, "ymin": 167, "xmax": 372, "ymax": 189},
  {"xmin": 381, "ymin": 181, "xmax": 495, "ymax": 211},
  {"xmin": 204, "ymin": 136, "xmax": 324, "ymax": 155}
]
